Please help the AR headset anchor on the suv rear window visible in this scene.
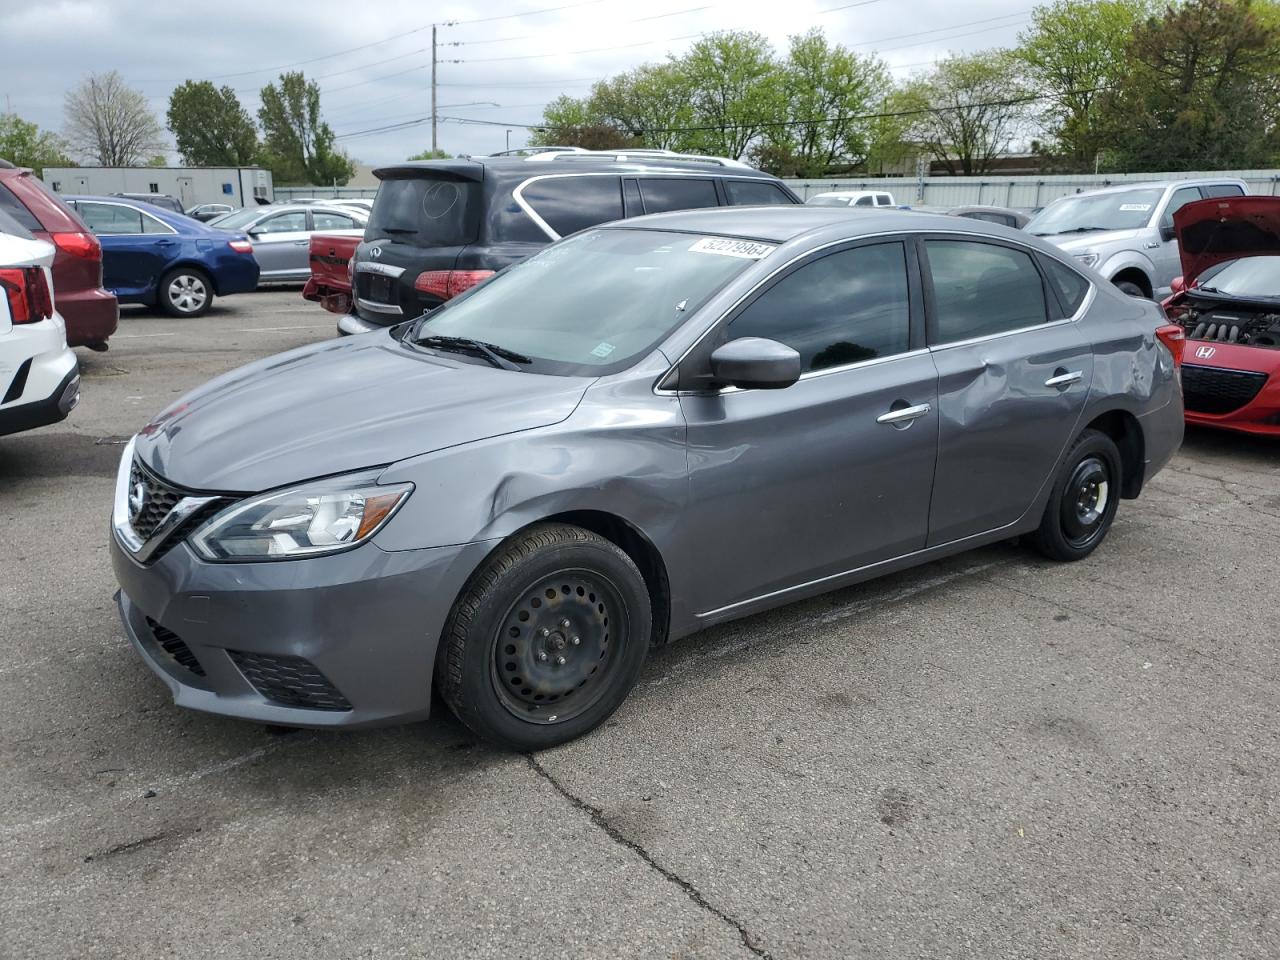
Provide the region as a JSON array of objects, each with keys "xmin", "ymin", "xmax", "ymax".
[
  {"xmin": 0, "ymin": 183, "xmax": 42, "ymax": 231},
  {"xmin": 638, "ymin": 178, "xmax": 719, "ymax": 214},
  {"xmin": 522, "ymin": 176, "xmax": 623, "ymax": 237},
  {"xmin": 368, "ymin": 176, "xmax": 479, "ymax": 247}
]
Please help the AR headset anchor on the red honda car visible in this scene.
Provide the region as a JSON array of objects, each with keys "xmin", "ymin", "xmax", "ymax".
[
  {"xmin": 0, "ymin": 161, "xmax": 118, "ymax": 350},
  {"xmin": 1163, "ymin": 196, "xmax": 1280, "ymax": 436}
]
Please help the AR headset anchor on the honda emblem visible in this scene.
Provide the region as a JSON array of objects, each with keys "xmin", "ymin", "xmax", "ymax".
[{"xmin": 1195, "ymin": 345, "xmax": 1216, "ymax": 360}]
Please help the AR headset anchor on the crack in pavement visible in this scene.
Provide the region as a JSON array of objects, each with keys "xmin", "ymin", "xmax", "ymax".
[{"xmin": 525, "ymin": 755, "xmax": 776, "ymax": 960}]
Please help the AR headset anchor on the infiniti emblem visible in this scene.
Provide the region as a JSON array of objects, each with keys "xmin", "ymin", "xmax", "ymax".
[
  {"xmin": 129, "ymin": 480, "xmax": 147, "ymax": 519},
  {"xmin": 370, "ymin": 246, "xmax": 382, "ymax": 258}
]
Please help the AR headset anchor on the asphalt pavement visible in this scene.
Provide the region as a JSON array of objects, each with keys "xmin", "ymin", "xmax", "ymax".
[{"xmin": 2, "ymin": 290, "xmax": 1278, "ymax": 959}]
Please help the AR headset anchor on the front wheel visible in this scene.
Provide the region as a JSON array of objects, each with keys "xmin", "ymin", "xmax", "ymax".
[
  {"xmin": 1112, "ymin": 279, "xmax": 1147, "ymax": 299},
  {"xmin": 159, "ymin": 267, "xmax": 213, "ymax": 317},
  {"xmin": 438, "ymin": 524, "xmax": 651, "ymax": 750},
  {"xmin": 1030, "ymin": 429, "xmax": 1122, "ymax": 562}
]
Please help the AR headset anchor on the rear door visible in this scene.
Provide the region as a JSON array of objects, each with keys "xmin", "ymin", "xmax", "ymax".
[
  {"xmin": 637, "ymin": 178, "xmax": 720, "ymax": 214},
  {"xmin": 249, "ymin": 210, "xmax": 310, "ymax": 280},
  {"xmin": 922, "ymin": 237, "xmax": 1094, "ymax": 545},
  {"xmin": 76, "ymin": 201, "xmax": 172, "ymax": 297}
]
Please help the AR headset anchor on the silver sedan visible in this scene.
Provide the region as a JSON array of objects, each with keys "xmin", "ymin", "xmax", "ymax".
[{"xmin": 208, "ymin": 204, "xmax": 367, "ymax": 283}]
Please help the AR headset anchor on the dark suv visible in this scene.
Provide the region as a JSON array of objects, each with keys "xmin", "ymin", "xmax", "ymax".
[{"xmin": 338, "ymin": 153, "xmax": 801, "ymax": 334}]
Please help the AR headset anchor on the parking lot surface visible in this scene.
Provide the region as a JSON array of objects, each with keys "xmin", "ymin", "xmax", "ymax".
[{"xmin": 3, "ymin": 290, "xmax": 1278, "ymax": 959}]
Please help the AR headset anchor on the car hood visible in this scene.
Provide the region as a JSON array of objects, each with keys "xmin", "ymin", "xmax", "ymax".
[
  {"xmin": 1174, "ymin": 196, "xmax": 1280, "ymax": 285},
  {"xmin": 1038, "ymin": 228, "xmax": 1141, "ymax": 254},
  {"xmin": 134, "ymin": 332, "xmax": 591, "ymax": 492}
]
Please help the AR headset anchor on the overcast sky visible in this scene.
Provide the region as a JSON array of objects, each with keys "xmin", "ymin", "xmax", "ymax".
[{"xmin": 2, "ymin": 0, "xmax": 1031, "ymax": 168}]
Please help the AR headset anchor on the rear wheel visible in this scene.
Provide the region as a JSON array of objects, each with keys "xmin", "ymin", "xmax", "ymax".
[
  {"xmin": 438, "ymin": 524, "xmax": 651, "ymax": 750},
  {"xmin": 159, "ymin": 267, "xmax": 213, "ymax": 317},
  {"xmin": 1030, "ymin": 429, "xmax": 1122, "ymax": 562}
]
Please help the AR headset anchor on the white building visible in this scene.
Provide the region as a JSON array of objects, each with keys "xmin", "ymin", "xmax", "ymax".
[{"xmin": 41, "ymin": 166, "xmax": 274, "ymax": 209}]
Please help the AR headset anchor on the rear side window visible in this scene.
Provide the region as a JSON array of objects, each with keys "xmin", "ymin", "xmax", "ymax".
[
  {"xmin": 0, "ymin": 183, "xmax": 42, "ymax": 231},
  {"xmin": 368, "ymin": 176, "xmax": 480, "ymax": 247},
  {"xmin": 313, "ymin": 211, "xmax": 359, "ymax": 230},
  {"xmin": 78, "ymin": 202, "xmax": 145, "ymax": 235},
  {"xmin": 877, "ymin": 194, "xmax": 893, "ymax": 206},
  {"xmin": 638, "ymin": 178, "xmax": 718, "ymax": 214},
  {"xmin": 926, "ymin": 240, "xmax": 1048, "ymax": 343},
  {"xmin": 728, "ymin": 242, "xmax": 912, "ymax": 372},
  {"xmin": 1040, "ymin": 256, "xmax": 1091, "ymax": 316},
  {"xmin": 723, "ymin": 180, "xmax": 794, "ymax": 206},
  {"xmin": 1202, "ymin": 183, "xmax": 1244, "ymax": 198},
  {"xmin": 522, "ymin": 176, "xmax": 623, "ymax": 237}
]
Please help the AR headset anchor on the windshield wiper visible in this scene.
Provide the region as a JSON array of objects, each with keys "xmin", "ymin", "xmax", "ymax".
[
  {"xmin": 417, "ymin": 335, "xmax": 531, "ymax": 371},
  {"xmin": 1040, "ymin": 226, "xmax": 1111, "ymax": 236}
]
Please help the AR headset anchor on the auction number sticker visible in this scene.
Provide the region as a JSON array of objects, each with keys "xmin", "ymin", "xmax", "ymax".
[
  {"xmin": 1118, "ymin": 203, "xmax": 1152, "ymax": 212},
  {"xmin": 689, "ymin": 237, "xmax": 776, "ymax": 259}
]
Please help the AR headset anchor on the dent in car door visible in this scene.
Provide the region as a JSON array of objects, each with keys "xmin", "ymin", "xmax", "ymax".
[
  {"xmin": 678, "ymin": 239, "xmax": 939, "ymax": 617},
  {"xmin": 921, "ymin": 237, "xmax": 1094, "ymax": 545}
]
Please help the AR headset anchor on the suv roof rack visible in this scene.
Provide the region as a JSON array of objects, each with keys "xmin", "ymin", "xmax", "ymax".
[{"xmin": 520, "ymin": 149, "xmax": 754, "ymax": 170}]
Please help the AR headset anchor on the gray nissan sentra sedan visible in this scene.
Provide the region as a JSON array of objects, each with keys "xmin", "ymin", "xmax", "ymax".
[{"xmin": 110, "ymin": 207, "xmax": 1184, "ymax": 750}]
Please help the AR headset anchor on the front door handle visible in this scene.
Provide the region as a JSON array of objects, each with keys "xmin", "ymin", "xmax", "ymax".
[
  {"xmin": 1045, "ymin": 370, "xmax": 1083, "ymax": 388},
  {"xmin": 877, "ymin": 402, "xmax": 932, "ymax": 426}
]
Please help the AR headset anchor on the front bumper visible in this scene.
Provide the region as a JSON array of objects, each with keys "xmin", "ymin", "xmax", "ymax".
[
  {"xmin": 111, "ymin": 532, "xmax": 495, "ymax": 728},
  {"xmin": 336, "ymin": 312, "xmax": 383, "ymax": 336}
]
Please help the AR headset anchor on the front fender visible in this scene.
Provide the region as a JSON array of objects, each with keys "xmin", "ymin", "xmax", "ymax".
[{"xmin": 1098, "ymin": 249, "xmax": 1155, "ymax": 288}]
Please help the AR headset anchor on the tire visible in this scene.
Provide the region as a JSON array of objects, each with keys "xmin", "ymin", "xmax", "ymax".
[
  {"xmin": 438, "ymin": 523, "xmax": 651, "ymax": 750},
  {"xmin": 1112, "ymin": 279, "xmax": 1147, "ymax": 299},
  {"xmin": 159, "ymin": 267, "xmax": 213, "ymax": 317},
  {"xmin": 1030, "ymin": 429, "xmax": 1122, "ymax": 562}
]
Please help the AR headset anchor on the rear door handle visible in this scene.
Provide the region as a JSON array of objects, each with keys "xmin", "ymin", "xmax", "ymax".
[
  {"xmin": 877, "ymin": 402, "xmax": 932, "ymax": 425},
  {"xmin": 1045, "ymin": 371, "xmax": 1083, "ymax": 388}
]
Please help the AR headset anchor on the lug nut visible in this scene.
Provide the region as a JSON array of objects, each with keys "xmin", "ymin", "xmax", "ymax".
[
  {"xmin": 556, "ymin": 656, "xmax": 567, "ymax": 666},
  {"xmin": 536, "ymin": 651, "xmax": 548, "ymax": 662},
  {"xmin": 559, "ymin": 619, "xmax": 571, "ymax": 629},
  {"xmin": 539, "ymin": 627, "xmax": 550, "ymax": 638},
  {"xmin": 570, "ymin": 635, "xmax": 580, "ymax": 646}
]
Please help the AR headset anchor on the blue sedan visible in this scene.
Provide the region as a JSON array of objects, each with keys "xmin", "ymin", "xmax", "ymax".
[{"xmin": 63, "ymin": 196, "xmax": 259, "ymax": 317}]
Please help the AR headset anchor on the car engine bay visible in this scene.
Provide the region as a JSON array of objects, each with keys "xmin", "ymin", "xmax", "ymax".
[{"xmin": 1176, "ymin": 305, "xmax": 1280, "ymax": 348}]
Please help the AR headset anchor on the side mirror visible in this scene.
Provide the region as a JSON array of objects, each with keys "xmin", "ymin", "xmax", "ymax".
[
  {"xmin": 1159, "ymin": 223, "xmax": 1176, "ymax": 242},
  {"xmin": 247, "ymin": 229, "xmax": 262, "ymax": 239},
  {"xmin": 709, "ymin": 337, "xmax": 801, "ymax": 390},
  {"xmin": 1170, "ymin": 275, "xmax": 1186, "ymax": 294}
]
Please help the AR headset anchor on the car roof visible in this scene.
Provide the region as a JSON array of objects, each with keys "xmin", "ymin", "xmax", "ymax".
[
  {"xmin": 813, "ymin": 190, "xmax": 891, "ymax": 197},
  {"xmin": 1064, "ymin": 178, "xmax": 1248, "ymax": 197},
  {"xmin": 597, "ymin": 206, "xmax": 976, "ymax": 244},
  {"xmin": 374, "ymin": 157, "xmax": 785, "ymax": 183}
]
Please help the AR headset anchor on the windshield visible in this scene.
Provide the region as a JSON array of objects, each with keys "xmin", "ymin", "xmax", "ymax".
[
  {"xmin": 808, "ymin": 196, "xmax": 852, "ymax": 207},
  {"xmin": 412, "ymin": 229, "xmax": 770, "ymax": 375},
  {"xmin": 207, "ymin": 208, "xmax": 261, "ymax": 230},
  {"xmin": 1027, "ymin": 188, "xmax": 1164, "ymax": 235},
  {"xmin": 1195, "ymin": 256, "xmax": 1280, "ymax": 298}
]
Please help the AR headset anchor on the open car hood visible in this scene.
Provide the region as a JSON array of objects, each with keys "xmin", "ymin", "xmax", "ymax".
[{"xmin": 1174, "ymin": 196, "xmax": 1280, "ymax": 286}]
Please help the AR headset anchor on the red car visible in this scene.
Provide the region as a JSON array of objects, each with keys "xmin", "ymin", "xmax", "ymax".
[
  {"xmin": 0, "ymin": 161, "xmax": 118, "ymax": 350},
  {"xmin": 1163, "ymin": 196, "xmax": 1280, "ymax": 436}
]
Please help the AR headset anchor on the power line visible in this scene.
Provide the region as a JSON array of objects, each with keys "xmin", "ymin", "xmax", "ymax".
[
  {"xmin": 873, "ymin": 18, "xmax": 1031, "ymax": 55},
  {"xmin": 460, "ymin": 32, "xmax": 702, "ymax": 64},
  {"xmin": 850, "ymin": 11, "xmax": 1030, "ymax": 48}
]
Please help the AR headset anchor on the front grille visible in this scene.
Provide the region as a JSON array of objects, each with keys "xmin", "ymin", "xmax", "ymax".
[
  {"xmin": 1182, "ymin": 364, "xmax": 1268, "ymax": 415},
  {"xmin": 145, "ymin": 617, "xmax": 206, "ymax": 677},
  {"xmin": 228, "ymin": 651, "xmax": 352, "ymax": 712},
  {"xmin": 128, "ymin": 459, "xmax": 185, "ymax": 540}
]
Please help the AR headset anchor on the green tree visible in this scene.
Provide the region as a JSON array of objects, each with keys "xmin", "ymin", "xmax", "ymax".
[
  {"xmin": 257, "ymin": 72, "xmax": 355, "ymax": 185},
  {"xmin": 766, "ymin": 29, "xmax": 891, "ymax": 176},
  {"xmin": 166, "ymin": 80, "xmax": 258, "ymax": 166},
  {"xmin": 1100, "ymin": 0, "xmax": 1280, "ymax": 170},
  {"xmin": 0, "ymin": 113, "xmax": 72, "ymax": 175},
  {"xmin": 589, "ymin": 64, "xmax": 696, "ymax": 150},
  {"xmin": 407, "ymin": 148, "xmax": 451, "ymax": 160},
  {"xmin": 63, "ymin": 71, "xmax": 166, "ymax": 166},
  {"xmin": 675, "ymin": 31, "xmax": 785, "ymax": 159},
  {"xmin": 528, "ymin": 95, "xmax": 635, "ymax": 149},
  {"xmin": 1016, "ymin": 0, "xmax": 1151, "ymax": 171},
  {"xmin": 899, "ymin": 51, "xmax": 1032, "ymax": 175}
]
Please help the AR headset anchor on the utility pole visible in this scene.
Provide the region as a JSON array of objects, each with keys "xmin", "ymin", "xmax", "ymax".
[{"xmin": 431, "ymin": 25, "xmax": 438, "ymax": 153}]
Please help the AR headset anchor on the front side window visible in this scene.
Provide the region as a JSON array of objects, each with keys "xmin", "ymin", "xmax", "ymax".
[
  {"xmin": 724, "ymin": 180, "xmax": 794, "ymax": 206},
  {"xmin": 522, "ymin": 176, "xmax": 623, "ymax": 237},
  {"xmin": 638, "ymin": 178, "xmax": 718, "ymax": 214},
  {"xmin": 414, "ymin": 229, "xmax": 763, "ymax": 376},
  {"xmin": 728, "ymin": 242, "xmax": 912, "ymax": 372},
  {"xmin": 78, "ymin": 202, "xmax": 144, "ymax": 235},
  {"xmin": 926, "ymin": 240, "xmax": 1048, "ymax": 343},
  {"xmin": 854, "ymin": 196, "xmax": 874, "ymax": 207},
  {"xmin": 1161, "ymin": 186, "xmax": 1204, "ymax": 230}
]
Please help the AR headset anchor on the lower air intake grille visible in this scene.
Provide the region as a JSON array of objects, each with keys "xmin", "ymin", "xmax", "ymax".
[
  {"xmin": 145, "ymin": 617, "xmax": 206, "ymax": 677},
  {"xmin": 228, "ymin": 650, "xmax": 352, "ymax": 711},
  {"xmin": 1182, "ymin": 365, "xmax": 1268, "ymax": 415}
]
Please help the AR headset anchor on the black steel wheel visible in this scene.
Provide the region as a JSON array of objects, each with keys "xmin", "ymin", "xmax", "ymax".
[
  {"xmin": 1030, "ymin": 428, "xmax": 1122, "ymax": 562},
  {"xmin": 438, "ymin": 523, "xmax": 651, "ymax": 750}
]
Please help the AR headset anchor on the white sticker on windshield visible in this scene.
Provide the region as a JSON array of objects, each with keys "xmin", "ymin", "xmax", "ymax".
[
  {"xmin": 688, "ymin": 237, "xmax": 776, "ymax": 259},
  {"xmin": 591, "ymin": 342, "xmax": 616, "ymax": 358},
  {"xmin": 1118, "ymin": 203, "xmax": 1152, "ymax": 212}
]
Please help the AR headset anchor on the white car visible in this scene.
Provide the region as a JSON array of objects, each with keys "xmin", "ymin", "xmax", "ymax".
[
  {"xmin": 0, "ymin": 221, "xmax": 79, "ymax": 438},
  {"xmin": 806, "ymin": 190, "xmax": 897, "ymax": 208}
]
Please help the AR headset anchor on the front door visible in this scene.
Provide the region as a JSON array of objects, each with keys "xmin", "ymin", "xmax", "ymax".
[
  {"xmin": 679, "ymin": 239, "xmax": 939, "ymax": 617},
  {"xmin": 920, "ymin": 237, "xmax": 1094, "ymax": 545},
  {"xmin": 1152, "ymin": 185, "xmax": 1205, "ymax": 296},
  {"xmin": 249, "ymin": 210, "xmax": 310, "ymax": 280}
]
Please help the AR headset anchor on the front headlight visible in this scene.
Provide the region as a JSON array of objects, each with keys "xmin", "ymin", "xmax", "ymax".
[
  {"xmin": 190, "ymin": 472, "xmax": 413, "ymax": 561},
  {"xmin": 1073, "ymin": 252, "xmax": 1100, "ymax": 268}
]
